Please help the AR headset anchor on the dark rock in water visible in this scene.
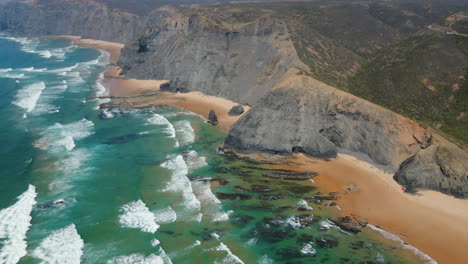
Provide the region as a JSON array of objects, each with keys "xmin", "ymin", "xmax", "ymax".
[
  {"xmin": 104, "ymin": 134, "xmax": 139, "ymax": 145},
  {"xmin": 263, "ymin": 170, "xmax": 318, "ymax": 180},
  {"xmin": 353, "ymin": 216, "xmax": 368, "ymax": 228},
  {"xmin": 276, "ymin": 247, "xmax": 303, "ymax": 261},
  {"xmin": 307, "ymin": 195, "xmax": 336, "ymax": 201},
  {"xmin": 350, "ymin": 241, "xmax": 365, "ymax": 250},
  {"xmin": 228, "ymin": 105, "xmax": 245, "ymax": 116},
  {"xmin": 233, "ymin": 185, "xmax": 250, "ymax": 192},
  {"xmin": 39, "ymin": 199, "xmax": 66, "ymax": 209},
  {"xmin": 315, "ymin": 235, "xmax": 339, "ymax": 248},
  {"xmin": 231, "ymin": 215, "xmax": 255, "ymax": 226},
  {"xmin": 208, "ymin": 110, "xmax": 218, "ymax": 126},
  {"xmin": 213, "ymin": 167, "xmax": 229, "ymax": 173},
  {"xmin": 330, "ymin": 216, "xmax": 363, "ymax": 233},
  {"xmin": 285, "ymin": 184, "xmax": 317, "ymax": 194},
  {"xmin": 215, "ymin": 192, "xmax": 251, "ymax": 200},
  {"xmin": 259, "ymin": 194, "xmax": 284, "ymax": 200},
  {"xmin": 297, "ymin": 234, "xmax": 315, "ymax": 244},
  {"xmin": 251, "ymin": 185, "xmax": 272, "ymax": 193}
]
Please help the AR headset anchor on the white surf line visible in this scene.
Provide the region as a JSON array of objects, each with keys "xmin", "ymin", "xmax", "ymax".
[
  {"xmin": 174, "ymin": 120, "xmax": 195, "ymax": 146},
  {"xmin": 118, "ymin": 200, "xmax": 160, "ymax": 233},
  {"xmin": 160, "ymin": 155, "xmax": 201, "ymax": 219},
  {"xmin": 32, "ymin": 224, "xmax": 84, "ymax": 264},
  {"xmin": 367, "ymin": 224, "xmax": 437, "ymax": 264},
  {"xmin": 0, "ymin": 185, "xmax": 37, "ymax": 264},
  {"xmin": 12, "ymin": 81, "xmax": 46, "ymax": 114},
  {"xmin": 147, "ymin": 114, "xmax": 179, "ymax": 147},
  {"xmin": 107, "ymin": 253, "xmax": 164, "ymax": 264},
  {"xmin": 191, "ymin": 180, "xmax": 231, "ymax": 222},
  {"xmin": 210, "ymin": 242, "xmax": 245, "ymax": 264}
]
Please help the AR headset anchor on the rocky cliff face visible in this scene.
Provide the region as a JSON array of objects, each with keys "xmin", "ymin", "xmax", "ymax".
[
  {"xmin": 225, "ymin": 69, "xmax": 468, "ymax": 198},
  {"xmin": 118, "ymin": 8, "xmax": 304, "ymax": 105},
  {"xmin": 0, "ymin": 0, "xmax": 173, "ymax": 43}
]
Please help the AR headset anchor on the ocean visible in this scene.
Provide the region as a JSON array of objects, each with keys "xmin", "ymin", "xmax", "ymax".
[{"xmin": 0, "ymin": 35, "xmax": 425, "ymax": 264}]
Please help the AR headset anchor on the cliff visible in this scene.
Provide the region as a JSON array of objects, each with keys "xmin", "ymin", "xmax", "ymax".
[
  {"xmin": 0, "ymin": 0, "xmax": 174, "ymax": 43},
  {"xmin": 118, "ymin": 7, "xmax": 305, "ymax": 105},
  {"xmin": 225, "ymin": 69, "xmax": 468, "ymax": 198}
]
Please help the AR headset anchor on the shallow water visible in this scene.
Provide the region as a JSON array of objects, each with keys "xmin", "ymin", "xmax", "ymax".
[{"xmin": 0, "ymin": 35, "xmax": 427, "ymax": 264}]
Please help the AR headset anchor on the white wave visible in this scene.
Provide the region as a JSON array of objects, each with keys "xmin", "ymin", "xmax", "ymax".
[
  {"xmin": 107, "ymin": 254, "xmax": 164, "ymax": 264},
  {"xmin": 147, "ymin": 114, "xmax": 179, "ymax": 147},
  {"xmin": 258, "ymin": 255, "xmax": 274, "ymax": 264},
  {"xmin": 83, "ymin": 59, "xmax": 99, "ymax": 65},
  {"xmin": 153, "ymin": 206, "xmax": 177, "ymax": 224},
  {"xmin": 37, "ymin": 50, "xmax": 52, "ymax": 58},
  {"xmin": 161, "ymin": 156, "xmax": 201, "ymax": 213},
  {"xmin": 13, "ymin": 82, "xmax": 46, "ymax": 112},
  {"xmin": 174, "ymin": 120, "xmax": 195, "ymax": 146},
  {"xmin": 119, "ymin": 200, "xmax": 159, "ymax": 233},
  {"xmin": 0, "ymin": 185, "xmax": 37, "ymax": 264},
  {"xmin": 211, "ymin": 242, "xmax": 245, "ymax": 264},
  {"xmin": 17, "ymin": 67, "xmax": 47, "ymax": 72},
  {"xmin": 65, "ymin": 71, "xmax": 85, "ymax": 85},
  {"xmin": 97, "ymin": 50, "xmax": 111, "ymax": 65},
  {"xmin": 300, "ymin": 243, "xmax": 316, "ymax": 256},
  {"xmin": 34, "ymin": 119, "xmax": 94, "ymax": 151},
  {"xmin": 368, "ymin": 225, "xmax": 437, "ymax": 264},
  {"xmin": 95, "ymin": 80, "xmax": 108, "ymax": 97},
  {"xmin": 32, "ymin": 224, "xmax": 84, "ymax": 264},
  {"xmin": 191, "ymin": 180, "xmax": 231, "ymax": 222},
  {"xmin": 184, "ymin": 150, "xmax": 207, "ymax": 172},
  {"xmin": 47, "ymin": 64, "xmax": 78, "ymax": 73},
  {"xmin": 295, "ymin": 199, "xmax": 313, "ymax": 211},
  {"xmin": 0, "ymin": 68, "xmax": 12, "ymax": 73},
  {"xmin": 0, "ymin": 73, "xmax": 26, "ymax": 79}
]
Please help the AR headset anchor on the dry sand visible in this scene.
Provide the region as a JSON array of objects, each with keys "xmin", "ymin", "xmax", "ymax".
[
  {"xmin": 273, "ymin": 154, "xmax": 468, "ymax": 264},
  {"xmin": 68, "ymin": 36, "xmax": 468, "ymax": 264}
]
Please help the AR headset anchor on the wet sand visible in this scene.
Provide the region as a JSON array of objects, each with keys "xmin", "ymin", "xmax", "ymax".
[
  {"xmin": 273, "ymin": 154, "xmax": 468, "ymax": 264},
  {"xmin": 69, "ymin": 36, "xmax": 468, "ymax": 264}
]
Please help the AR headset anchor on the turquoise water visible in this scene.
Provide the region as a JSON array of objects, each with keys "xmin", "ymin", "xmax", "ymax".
[{"xmin": 0, "ymin": 35, "xmax": 425, "ymax": 264}]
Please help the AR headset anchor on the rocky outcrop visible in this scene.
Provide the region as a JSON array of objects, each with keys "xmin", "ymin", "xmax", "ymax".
[
  {"xmin": 228, "ymin": 105, "xmax": 245, "ymax": 116},
  {"xmin": 0, "ymin": 0, "xmax": 173, "ymax": 43},
  {"xmin": 225, "ymin": 69, "xmax": 468, "ymax": 197},
  {"xmin": 118, "ymin": 7, "xmax": 305, "ymax": 105}
]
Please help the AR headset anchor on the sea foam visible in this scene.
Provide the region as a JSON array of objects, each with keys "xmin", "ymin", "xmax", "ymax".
[
  {"xmin": 0, "ymin": 185, "xmax": 37, "ymax": 264},
  {"xmin": 35, "ymin": 119, "xmax": 94, "ymax": 151},
  {"xmin": 119, "ymin": 200, "xmax": 159, "ymax": 233},
  {"xmin": 174, "ymin": 120, "xmax": 195, "ymax": 146},
  {"xmin": 107, "ymin": 254, "xmax": 164, "ymax": 264},
  {"xmin": 368, "ymin": 225, "xmax": 437, "ymax": 264},
  {"xmin": 147, "ymin": 114, "xmax": 179, "ymax": 147},
  {"xmin": 161, "ymin": 156, "xmax": 201, "ymax": 213},
  {"xmin": 211, "ymin": 242, "xmax": 245, "ymax": 264},
  {"xmin": 192, "ymin": 180, "xmax": 230, "ymax": 222},
  {"xmin": 13, "ymin": 81, "xmax": 46, "ymax": 113},
  {"xmin": 153, "ymin": 206, "xmax": 177, "ymax": 224},
  {"xmin": 32, "ymin": 224, "xmax": 84, "ymax": 264}
]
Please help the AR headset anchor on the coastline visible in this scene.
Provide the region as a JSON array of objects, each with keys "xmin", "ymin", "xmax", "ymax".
[
  {"xmin": 69, "ymin": 36, "xmax": 468, "ymax": 264},
  {"xmin": 274, "ymin": 153, "xmax": 468, "ymax": 264}
]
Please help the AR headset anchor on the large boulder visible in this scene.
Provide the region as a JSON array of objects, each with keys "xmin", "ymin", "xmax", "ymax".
[
  {"xmin": 228, "ymin": 105, "xmax": 245, "ymax": 116},
  {"xmin": 208, "ymin": 110, "xmax": 218, "ymax": 126}
]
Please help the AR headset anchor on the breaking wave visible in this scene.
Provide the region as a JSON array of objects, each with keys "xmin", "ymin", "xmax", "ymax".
[
  {"xmin": 210, "ymin": 242, "xmax": 245, "ymax": 264},
  {"xmin": 0, "ymin": 185, "xmax": 37, "ymax": 264},
  {"xmin": 119, "ymin": 200, "xmax": 159, "ymax": 233},
  {"xmin": 174, "ymin": 120, "xmax": 195, "ymax": 146},
  {"xmin": 32, "ymin": 224, "xmax": 84, "ymax": 264},
  {"xmin": 147, "ymin": 114, "xmax": 179, "ymax": 147},
  {"xmin": 12, "ymin": 82, "xmax": 46, "ymax": 113},
  {"xmin": 34, "ymin": 119, "xmax": 94, "ymax": 151}
]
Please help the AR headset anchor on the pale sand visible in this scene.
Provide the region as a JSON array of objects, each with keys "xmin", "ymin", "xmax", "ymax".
[{"xmin": 274, "ymin": 154, "xmax": 468, "ymax": 264}]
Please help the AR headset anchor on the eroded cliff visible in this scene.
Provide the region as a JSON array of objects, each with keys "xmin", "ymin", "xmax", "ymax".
[
  {"xmin": 118, "ymin": 7, "xmax": 305, "ymax": 105},
  {"xmin": 224, "ymin": 69, "xmax": 468, "ymax": 198},
  {"xmin": 0, "ymin": 0, "xmax": 173, "ymax": 43}
]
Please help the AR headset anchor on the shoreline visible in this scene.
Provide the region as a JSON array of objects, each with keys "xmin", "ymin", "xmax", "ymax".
[
  {"xmin": 70, "ymin": 36, "xmax": 468, "ymax": 264},
  {"xmin": 273, "ymin": 153, "xmax": 468, "ymax": 264}
]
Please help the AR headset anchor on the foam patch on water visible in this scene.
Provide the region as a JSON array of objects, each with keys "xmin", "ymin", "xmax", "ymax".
[
  {"xmin": 32, "ymin": 224, "xmax": 84, "ymax": 264},
  {"xmin": 211, "ymin": 242, "xmax": 245, "ymax": 264},
  {"xmin": 13, "ymin": 81, "xmax": 46, "ymax": 113},
  {"xmin": 34, "ymin": 119, "xmax": 94, "ymax": 151},
  {"xmin": 119, "ymin": 200, "xmax": 159, "ymax": 233},
  {"xmin": 153, "ymin": 206, "xmax": 177, "ymax": 224},
  {"xmin": 0, "ymin": 68, "xmax": 12, "ymax": 73},
  {"xmin": 0, "ymin": 185, "xmax": 37, "ymax": 264},
  {"xmin": 184, "ymin": 150, "xmax": 207, "ymax": 172},
  {"xmin": 107, "ymin": 254, "xmax": 164, "ymax": 264},
  {"xmin": 300, "ymin": 243, "xmax": 316, "ymax": 256},
  {"xmin": 368, "ymin": 225, "xmax": 437, "ymax": 264},
  {"xmin": 174, "ymin": 121, "xmax": 195, "ymax": 146},
  {"xmin": 147, "ymin": 114, "xmax": 179, "ymax": 147},
  {"xmin": 191, "ymin": 180, "xmax": 231, "ymax": 222},
  {"xmin": 258, "ymin": 255, "xmax": 274, "ymax": 264},
  {"xmin": 17, "ymin": 67, "xmax": 47, "ymax": 72},
  {"xmin": 295, "ymin": 199, "xmax": 313, "ymax": 211},
  {"xmin": 161, "ymin": 156, "xmax": 201, "ymax": 213}
]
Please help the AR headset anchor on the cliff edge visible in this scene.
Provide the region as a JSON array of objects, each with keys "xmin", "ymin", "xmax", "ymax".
[{"xmin": 225, "ymin": 69, "xmax": 468, "ymax": 198}]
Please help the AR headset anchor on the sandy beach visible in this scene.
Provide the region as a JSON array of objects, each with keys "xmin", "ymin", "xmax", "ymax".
[
  {"xmin": 272, "ymin": 154, "xmax": 468, "ymax": 264},
  {"xmin": 71, "ymin": 36, "xmax": 468, "ymax": 264}
]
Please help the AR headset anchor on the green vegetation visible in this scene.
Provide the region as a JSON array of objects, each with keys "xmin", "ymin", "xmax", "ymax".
[{"xmin": 230, "ymin": 53, "xmax": 239, "ymax": 59}]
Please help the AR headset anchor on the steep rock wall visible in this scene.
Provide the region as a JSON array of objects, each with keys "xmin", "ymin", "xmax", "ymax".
[
  {"xmin": 0, "ymin": 0, "xmax": 172, "ymax": 43},
  {"xmin": 225, "ymin": 69, "xmax": 468, "ymax": 197},
  {"xmin": 118, "ymin": 9, "xmax": 305, "ymax": 105}
]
